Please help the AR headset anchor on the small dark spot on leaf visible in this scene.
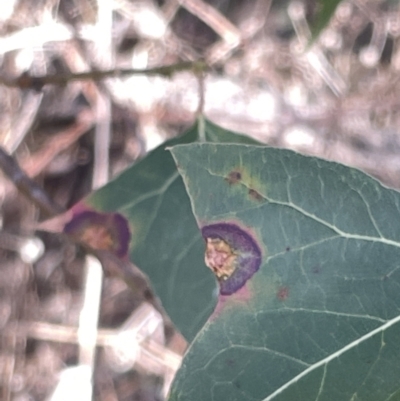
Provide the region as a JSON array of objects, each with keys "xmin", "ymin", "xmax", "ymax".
[
  {"xmin": 286, "ymin": 246, "xmax": 291, "ymax": 252},
  {"xmin": 312, "ymin": 265, "xmax": 321, "ymax": 274},
  {"xmin": 234, "ymin": 380, "xmax": 241, "ymax": 389},
  {"xmin": 277, "ymin": 286, "xmax": 289, "ymax": 301},
  {"xmin": 248, "ymin": 188, "xmax": 264, "ymax": 201},
  {"xmin": 226, "ymin": 358, "xmax": 236, "ymax": 367},
  {"xmin": 225, "ymin": 170, "xmax": 242, "ymax": 185}
]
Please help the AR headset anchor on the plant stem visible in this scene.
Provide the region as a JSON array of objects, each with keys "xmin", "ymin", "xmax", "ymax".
[{"xmin": 0, "ymin": 60, "xmax": 208, "ymax": 89}]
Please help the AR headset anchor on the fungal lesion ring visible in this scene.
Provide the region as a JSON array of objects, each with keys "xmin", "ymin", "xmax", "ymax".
[{"xmin": 202, "ymin": 223, "xmax": 262, "ymax": 295}]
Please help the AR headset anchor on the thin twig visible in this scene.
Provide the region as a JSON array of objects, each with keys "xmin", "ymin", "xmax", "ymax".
[
  {"xmin": 77, "ymin": 3, "xmax": 113, "ymax": 390},
  {"xmin": 178, "ymin": 0, "xmax": 241, "ymax": 45},
  {"xmin": 93, "ymin": 250, "xmax": 173, "ymax": 328},
  {"xmin": 92, "ymin": 93, "xmax": 111, "ymax": 189},
  {"xmin": 196, "ymin": 70, "xmax": 205, "ymax": 117},
  {"xmin": 22, "ymin": 321, "xmax": 182, "ymax": 372},
  {"xmin": 20, "ymin": 110, "xmax": 94, "ymax": 178},
  {"xmin": 3, "ymin": 91, "xmax": 43, "ymax": 154},
  {"xmin": 0, "ymin": 61, "xmax": 208, "ymax": 89},
  {"xmin": 0, "ymin": 147, "xmax": 65, "ymax": 217}
]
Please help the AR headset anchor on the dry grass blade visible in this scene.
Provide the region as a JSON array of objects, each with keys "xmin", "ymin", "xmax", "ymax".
[
  {"xmin": 0, "ymin": 147, "xmax": 64, "ymax": 217},
  {"xmin": 179, "ymin": 0, "xmax": 241, "ymax": 45},
  {"xmin": 20, "ymin": 110, "xmax": 94, "ymax": 178}
]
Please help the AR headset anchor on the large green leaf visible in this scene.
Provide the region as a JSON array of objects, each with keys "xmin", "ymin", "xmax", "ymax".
[
  {"xmin": 169, "ymin": 143, "xmax": 400, "ymax": 400},
  {"xmin": 78, "ymin": 120, "xmax": 258, "ymax": 341}
]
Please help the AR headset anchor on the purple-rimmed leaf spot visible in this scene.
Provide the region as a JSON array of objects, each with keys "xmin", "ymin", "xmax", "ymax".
[
  {"xmin": 201, "ymin": 222, "xmax": 262, "ymax": 295},
  {"xmin": 64, "ymin": 209, "xmax": 131, "ymax": 258}
]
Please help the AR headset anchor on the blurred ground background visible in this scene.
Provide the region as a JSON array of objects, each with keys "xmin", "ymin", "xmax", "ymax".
[{"xmin": 0, "ymin": 0, "xmax": 400, "ymax": 400}]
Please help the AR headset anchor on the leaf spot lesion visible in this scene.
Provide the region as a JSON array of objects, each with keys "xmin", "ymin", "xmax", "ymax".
[
  {"xmin": 202, "ymin": 223, "xmax": 262, "ymax": 295},
  {"xmin": 277, "ymin": 286, "xmax": 289, "ymax": 301},
  {"xmin": 205, "ymin": 237, "xmax": 238, "ymax": 281},
  {"xmin": 225, "ymin": 170, "xmax": 242, "ymax": 185},
  {"xmin": 224, "ymin": 169, "xmax": 267, "ymax": 203},
  {"xmin": 207, "ymin": 164, "xmax": 400, "ymax": 249},
  {"xmin": 248, "ymin": 188, "xmax": 265, "ymax": 202}
]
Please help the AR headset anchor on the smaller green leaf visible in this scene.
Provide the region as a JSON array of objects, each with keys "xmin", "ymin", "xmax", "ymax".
[
  {"xmin": 66, "ymin": 120, "xmax": 260, "ymax": 342},
  {"xmin": 310, "ymin": 0, "xmax": 343, "ymax": 42}
]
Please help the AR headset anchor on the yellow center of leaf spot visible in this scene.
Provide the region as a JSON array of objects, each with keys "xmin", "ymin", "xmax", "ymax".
[
  {"xmin": 80, "ymin": 224, "xmax": 114, "ymax": 251},
  {"xmin": 204, "ymin": 237, "xmax": 237, "ymax": 280}
]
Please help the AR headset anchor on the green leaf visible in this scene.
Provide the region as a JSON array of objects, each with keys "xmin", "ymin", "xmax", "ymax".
[
  {"xmin": 80, "ymin": 120, "xmax": 259, "ymax": 341},
  {"xmin": 169, "ymin": 143, "xmax": 400, "ymax": 400},
  {"xmin": 311, "ymin": 0, "xmax": 343, "ymax": 41}
]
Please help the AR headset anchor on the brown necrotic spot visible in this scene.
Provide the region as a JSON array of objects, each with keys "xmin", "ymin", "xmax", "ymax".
[
  {"xmin": 205, "ymin": 237, "xmax": 237, "ymax": 280},
  {"xmin": 277, "ymin": 286, "xmax": 289, "ymax": 301},
  {"xmin": 202, "ymin": 222, "xmax": 262, "ymax": 295},
  {"xmin": 64, "ymin": 210, "xmax": 131, "ymax": 258},
  {"xmin": 248, "ymin": 188, "xmax": 264, "ymax": 201},
  {"xmin": 225, "ymin": 170, "xmax": 242, "ymax": 185},
  {"xmin": 312, "ymin": 265, "xmax": 321, "ymax": 274}
]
